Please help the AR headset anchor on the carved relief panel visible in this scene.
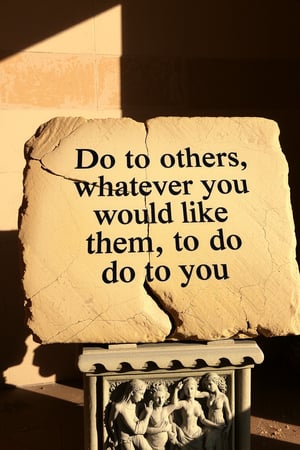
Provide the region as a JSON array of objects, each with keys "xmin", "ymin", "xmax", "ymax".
[{"xmin": 97, "ymin": 370, "xmax": 234, "ymax": 450}]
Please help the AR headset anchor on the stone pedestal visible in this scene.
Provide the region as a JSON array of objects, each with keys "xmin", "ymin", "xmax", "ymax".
[{"xmin": 78, "ymin": 340, "xmax": 263, "ymax": 450}]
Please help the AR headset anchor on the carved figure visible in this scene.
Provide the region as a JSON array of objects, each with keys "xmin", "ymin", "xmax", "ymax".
[
  {"xmin": 107, "ymin": 379, "xmax": 153, "ymax": 450},
  {"xmin": 145, "ymin": 382, "xmax": 178, "ymax": 450},
  {"xmin": 172, "ymin": 377, "xmax": 222, "ymax": 450},
  {"xmin": 201, "ymin": 373, "xmax": 232, "ymax": 450}
]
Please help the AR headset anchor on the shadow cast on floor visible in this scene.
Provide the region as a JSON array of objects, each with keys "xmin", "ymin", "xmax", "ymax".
[
  {"xmin": 251, "ymin": 435, "xmax": 300, "ymax": 450},
  {"xmin": 0, "ymin": 385, "xmax": 83, "ymax": 450}
]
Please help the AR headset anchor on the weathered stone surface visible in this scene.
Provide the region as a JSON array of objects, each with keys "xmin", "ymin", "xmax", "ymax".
[{"xmin": 19, "ymin": 116, "xmax": 300, "ymax": 343}]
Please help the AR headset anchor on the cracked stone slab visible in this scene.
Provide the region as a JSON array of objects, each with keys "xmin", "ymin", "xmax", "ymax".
[{"xmin": 18, "ymin": 116, "xmax": 300, "ymax": 343}]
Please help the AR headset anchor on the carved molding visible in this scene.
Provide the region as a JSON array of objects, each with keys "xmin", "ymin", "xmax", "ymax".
[{"xmin": 78, "ymin": 340, "xmax": 264, "ymax": 373}]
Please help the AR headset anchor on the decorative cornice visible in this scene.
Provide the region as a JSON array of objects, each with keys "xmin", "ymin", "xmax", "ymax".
[{"xmin": 78, "ymin": 340, "xmax": 264, "ymax": 374}]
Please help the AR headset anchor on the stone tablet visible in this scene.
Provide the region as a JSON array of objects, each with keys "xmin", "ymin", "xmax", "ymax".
[{"xmin": 19, "ymin": 116, "xmax": 300, "ymax": 343}]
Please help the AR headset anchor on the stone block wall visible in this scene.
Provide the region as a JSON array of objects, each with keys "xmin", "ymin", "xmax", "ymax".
[{"xmin": 0, "ymin": 1, "xmax": 123, "ymax": 385}]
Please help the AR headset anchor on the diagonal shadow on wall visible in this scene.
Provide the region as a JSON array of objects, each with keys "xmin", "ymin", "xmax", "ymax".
[
  {"xmin": 0, "ymin": 0, "xmax": 120, "ymax": 59},
  {"xmin": 0, "ymin": 0, "xmax": 122, "ymax": 384}
]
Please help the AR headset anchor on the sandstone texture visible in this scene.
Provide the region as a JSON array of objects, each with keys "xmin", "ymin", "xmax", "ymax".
[{"xmin": 19, "ymin": 116, "xmax": 300, "ymax": 343}]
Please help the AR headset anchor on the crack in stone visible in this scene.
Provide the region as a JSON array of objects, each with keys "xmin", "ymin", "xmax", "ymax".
[
  {"xmin": 26, "ymin": 116, "xmax": 87, "ymax": 161},
  {"xmin": 46, "ymin": 310, "xmax": 167, "ymax": 343},
  {"xmin": 27, "ymin": 121, "xmax": 174, "ymax": 339},
  {"xmin": 236, "ymin": 208, "xmax": 281, "ymax": 335},
  {"xmin": 22, "ymin": 116, "xmax": 298, "ymax": 342},
  {"xmin": 143, "ymin": 121, "xmax": 151, "ymax": 267},
  {"xmin": 38, "ymin": 160, "xmax": 97, "ymax": 185},
  {"xmin": 29, "ymin": 256, "xmax": 78, "ymax": 300}
]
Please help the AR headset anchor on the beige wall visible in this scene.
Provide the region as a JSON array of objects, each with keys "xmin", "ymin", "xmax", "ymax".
[
  {"xmin": 1, "ymin": 2, "xmax": 122, "ymax": 386},
  {"xmin": 1, "ymin": 0, "xmax": 299, "ymax": 386}
]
